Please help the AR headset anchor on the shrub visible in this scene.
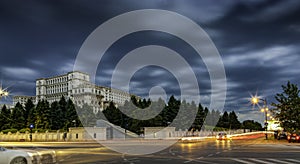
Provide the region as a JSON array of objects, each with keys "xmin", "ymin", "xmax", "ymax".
[
  {"xmin": 19, "ymin": 128, "xmax": 30, "ymax": 133},
  {"xmin": 2, "ymin": 129, "xmax": 18, "ymax": 134}
]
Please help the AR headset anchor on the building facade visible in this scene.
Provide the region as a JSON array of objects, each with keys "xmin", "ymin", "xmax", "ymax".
[
  {"xmin": 36, "ymin": 71, "xmax": 90, "ymax": 103},
  {"xmin": 13, "ymin": 95, "xmax": 36, "ymax": 107},
  {"xmin": 13, "ymin": 71, "xmax": 132, "ymax": 113}
]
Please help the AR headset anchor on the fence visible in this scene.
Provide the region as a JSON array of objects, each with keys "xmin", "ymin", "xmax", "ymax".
[{"xmin": 0, "ymin": 128, "xmax": 252, "ymax": 142}]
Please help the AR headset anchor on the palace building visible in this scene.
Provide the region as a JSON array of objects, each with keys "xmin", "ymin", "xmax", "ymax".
[{"xmin": 13, "ymin": 71, "xmax": 132, "ymax": 113}]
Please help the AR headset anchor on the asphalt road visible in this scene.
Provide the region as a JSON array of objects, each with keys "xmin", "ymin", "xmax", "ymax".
[
  {"xmin": 2, "ymin": 138, "xmax": 300, "ymax": 163},
  {"xmin": 54, "ymin": 138, "xmax": 300, "ymax": 164}
]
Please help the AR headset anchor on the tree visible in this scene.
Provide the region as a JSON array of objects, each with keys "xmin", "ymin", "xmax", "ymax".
[
  {"xmin": 59, "ymin": 96, "xmax": 68, "ymax": 126},
  {"xmin": 205, "ymin": 109, "xmax": 221, "ymax": 127},
  {"xmin": 217, "ymin": 111, "xmax": 229, "ymax": 128},
  {"xmin": 272, "ymin": 81, "xmax": 300, "ymax": 132},
  {"xmin": 103, "ymin": 101, "xmax": 122, "ymax": 126},
  {"xmin": 228, "ymin": 111, "xmax": 241, "ymax": 129},
  {"xmin": 24, "ymin": 99, "xmax": 35, "ymax": 127},
  {"xmin": 0, "ymin": 105, "xmax": 11, "ymax": 130},
  {"xmin": 77, "ymin": 103, "xmax": 97, "ymax": 127},
  {"xmin": 11, "ymin": 102, "xmax": 26, "ymax": 130},
  {"xmin": 27, "ymin": 103, "xmax": 37, "ymax": 130},
  {"xmin": 163, "ymin": 95, "xmax": 180, "ymax": 126},
  {"xmin": 192, "ymin": 104, "xmax": 206, "ymax": 130},
  {"xmin": 66, "ymin": 99, "xmax": 80, "ymax": 129},
  {"xmin": 34, "ymin": 100, "xmax": 51, "ymax": 129},
  {"xmin": 50, "ymin": 101, "xmax": 63, "ymax": 130},
  {"xmin": 242, "ymin": 120, "xmax": 262, "ymax": 131}
]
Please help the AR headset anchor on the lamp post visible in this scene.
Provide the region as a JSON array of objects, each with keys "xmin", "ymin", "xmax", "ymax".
[
  {"xmin": 251, "ymin": 96, "xmax": 269, "ymax": 140},
  {"xmin": 29, "ymin": 124, "xmax": 34, "ymax": 142},
  {"xmin": 72, "ymin": 120, "xmax": 76, "ymax": 127}
]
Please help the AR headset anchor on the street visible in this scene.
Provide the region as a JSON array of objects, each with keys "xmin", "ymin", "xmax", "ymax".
[
  {"xmin": 55, "ymin": 139, "xmax": 300, "ymax": 163},
  {"xmin": 2, "ymin": 137, "xmax": 300, "ymax": 163},
  {"xmin": 14, "ymin": 137, "xmax": 300, "ymax": 164}
]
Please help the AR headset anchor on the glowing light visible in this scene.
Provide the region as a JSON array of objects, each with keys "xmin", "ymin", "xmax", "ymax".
[
  {"xmin": 251, "ymin": 96, "xmax": 259, "ymax": 105},
  {"xmin": 0, "ymin": 87, "xmax": 9, "ymax": 99}
]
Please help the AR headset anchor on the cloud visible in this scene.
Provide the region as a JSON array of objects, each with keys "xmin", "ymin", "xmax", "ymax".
[
  {"xmin": 241, "ymin": 0, "xmax": 300, "ymax": 22},
  {"xmin": 223, "ymin": 45, "xmax": 298, "ymax": 67},
  {"xmin": 1, "ymin": 0, "xmax": 300, "ymax": 124},
  {"xmin": 2, "ymin": 67, "xmax": 40, "ymax": 80}
]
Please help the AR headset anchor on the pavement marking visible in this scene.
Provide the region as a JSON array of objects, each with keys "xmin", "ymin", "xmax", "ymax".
[
  {"xmin": 58, "ymin": 154, "xmax": 74, "ymax": 162},
  {"xmin": 265, "ymin": 158, "xmax": 293, "ymax": 164},
  {"xmin": 184, "ymin": 159, "xmax": 215, "ymax": 164},
  {"xmin": 215, "ymin": 152, "xmax": 221, "ymax": 154},
  {"xmin": 285, "ymin": 159, "xmax": 300, "ymax": 163},
  {"xmin": 231, "ymin": 158, "xmax": 256, "ymax": 164},
  {"xmin": 184, "ymin": 160, "xmax": 193, "ymax": 163},
  {"xmin": 207, "ymin": 154, "xmax": 213, "ymax": 157},
  {"xmin": 122, "ymin": 153, "xmax": 127, "ymax": 161},
  {"xmin": 197, "ymin": 156, "xmax": 204, "ymax": 159},
  {"xmin": 248, "ymin": 158, "xmax": 272, "ymax": 164}
]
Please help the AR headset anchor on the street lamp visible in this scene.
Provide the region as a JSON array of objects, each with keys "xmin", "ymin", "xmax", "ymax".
[
  {"xmin": 0, "ymin": 87, "xmax": 9, "ymax": 99},
  {"xmin": 251, "ymin": 96, "xmax": 269, "ymax": 140}
]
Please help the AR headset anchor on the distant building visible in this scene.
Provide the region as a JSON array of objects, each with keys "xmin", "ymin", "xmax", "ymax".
[
  {"xmin": 36, "ymin": 71, "xmax": 90, "ymax": 103},
  {"xmin": 13, "ymin": 71, "xmax": 132, "ymax": 113},
  {"xmin": 0, "ymin": 103, "xmax": 14, "ymax": 109},
  {"xmin": 13, "ymin": 95, "xmax": 36, "ymax": 107}
]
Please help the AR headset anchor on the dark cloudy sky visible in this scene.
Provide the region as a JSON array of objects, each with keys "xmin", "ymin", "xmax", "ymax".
[{"xmin": 1, "ymin": 0, "xmax": 300, "ymax": 123}]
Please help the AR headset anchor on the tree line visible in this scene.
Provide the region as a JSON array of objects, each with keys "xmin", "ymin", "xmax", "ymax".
[
  {"xmin": 0, "ymin": 96, "xmax": 81, "ymax": 132},
  {"xmin": 102, "ymin": 95, "xmax": 260, "ymax": 134},
  {"xmin": 0, "ymin": 95, "xmax": 262, "ymax": 133}
]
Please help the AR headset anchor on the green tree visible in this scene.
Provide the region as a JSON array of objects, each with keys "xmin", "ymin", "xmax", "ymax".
[
  {"xmin": 148, "ymin": 98, "xmax": 165, "ymax": 127},
  {"xmin": 272, "ymin": 81, "xmax": 300, "ymax": 132},
  {"xmin": 205, "ymin": 109, "xmax": 221, "ymax": 127},
  {"xmin": 58, "ymin": 96, "xmax": 69, "ymax": 130},
  {"xmin": 163, "ymin": 95, "xmax": 180, "ymax": 126},
  {"xmin": 34, "ymin": 100, "xmax": 51, "ymax": 129},
  {"xmin": 11, "ymin": 102, "xmax": 26, "ymax": 130},
  {"xmin": 0, "ymin": 105, "xmax": 11, "ymax": 130},
  {"xmin": 66, "ymin": 99, "xmax": 80, "ymax": 128},
  {"xmin": 103, "ymin": 101, "xmax": 122, "ymax": 126},
  {"xmin": 24, "ymin": 99, "xmax": 35, "ymax": 127},
  {"xmin": 77, "ymin": 103, "xmax": 97, "ymax": 127},
  {"xmin": 50, "ymin": 101, "xmax": 63, "ymax": 130},
  {"xmin": 242, "ymin": 120, "xmax": 262, "ymax": 131},
  {"xmin": 192, "ymin": 104, "xmax": 206, "ymax": 130},
  {"xmin": 217, "ymin": 111, "xmax": 229, "ymax": 128},
  {"xmin": 27, "ymin": 103, "xmax": 37, "ymax": 130},
  {"xmin": 228, "ymin": 111, "xmax": 241, "ymax": 129}
]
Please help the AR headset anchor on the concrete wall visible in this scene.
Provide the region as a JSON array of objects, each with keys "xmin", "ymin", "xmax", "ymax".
[
  {"xmin": 0, "ymin": 128, "xmax": 252, "ymax": 141},
  {"xmin": 144, "ymin": 127, "xmax": 252, "ymax": 139},
  {"xmin": 69, "ymin": 127, "xmax": 106, "ymax": 141},
  {"xmin": 0, "ymin": 127, "xmax": 107, "ymax": 142},
  {"xmin": 0, "ymin": 131, "xmax": 64, "ymax": 142}
]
